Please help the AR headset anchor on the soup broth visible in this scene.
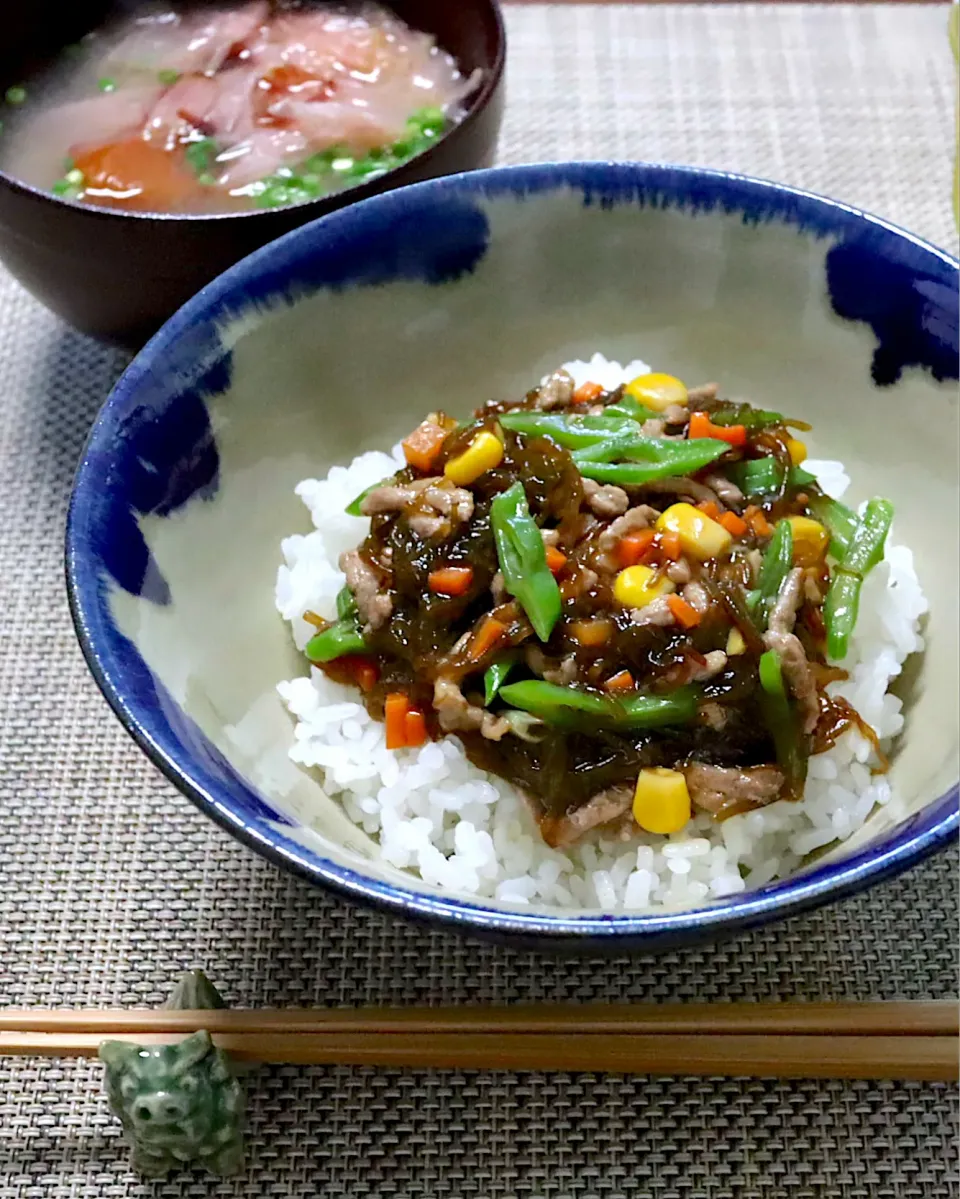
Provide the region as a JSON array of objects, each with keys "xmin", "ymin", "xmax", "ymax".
[{"xmin": 0, "ymin": 2, "xmax": 479, "ymax": 213}]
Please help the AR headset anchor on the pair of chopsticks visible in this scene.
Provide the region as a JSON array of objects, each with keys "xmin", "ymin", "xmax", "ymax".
[{"xmin": 0, "ymin": 1002, "xmax": 955, "ymax": 1080}]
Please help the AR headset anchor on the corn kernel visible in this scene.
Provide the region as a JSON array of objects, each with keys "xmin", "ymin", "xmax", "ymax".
[
  {"xmin": 613, "ymin": 564, "xmax": 675, "ymax": 609},
  {"xmin": 444, "ymin": 430, "xmax": 504, "ymax": 486},
  {"xmin": 632, "ymin": 768, "xmax": 692, "ymax": 835},
  {"xmin": 787, "ymin": 516, "xmax": 829, "ymax": 567},
  {"xmin": 624, "ymin": 372, "xmax": 688, "ymax": 413},
  {"xmin": 655, "ymin": 502, "xmax": 733, "ymax": 562},
  {"xmin": 786, "ymin": 438, "xmax": 808, "ymax": 466},
  {"xmin": 726, "ymin": 627, "xmax": 747, "ymax": 656}
]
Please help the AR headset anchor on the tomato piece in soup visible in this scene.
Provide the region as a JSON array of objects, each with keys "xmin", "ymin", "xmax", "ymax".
[
  {"xmin": 72, "ymin": 137, "xmax": 202, "ymax": 211},
  {"xmin": 253, "ymin": 64, "xmax": 335, "ymax": 126}
]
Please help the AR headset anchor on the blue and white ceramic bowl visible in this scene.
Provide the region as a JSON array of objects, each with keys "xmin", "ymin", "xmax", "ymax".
[{"xmin": 66, "ymin": 163, "xmax": 959, "ymax": 951}]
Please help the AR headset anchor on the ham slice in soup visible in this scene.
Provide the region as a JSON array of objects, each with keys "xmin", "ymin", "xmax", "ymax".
[
  {"xmin": 144, "ymin": 67, "xmax": 259, "ymax": 146},
  {"xmin": 205, "ymin": 66, "xmax": 261, "ymax": 139},
  {"xmin": 188, "ymin": 3, "xmax": 271, "ymax": 73},
  {"xmin": 12, "ymin": 86, "xmax": 162, "ymax": 184},
  {"xmin": 270, "ymin": 99, "xmax": 405, "ymax": 152},
  {"xmin": 143, "ymin": 74, "xmax": 221, "ymax": 145},
  {"xmin": 214, "ymin": 126, "xmax": 309, "ymax": 189},
  {"xmin": 265, "ymin": 13, "xmax": 385, "ymax": 76},
  {"xmin": 101, "ymin": 3, "xmax": 268, "ymax": 78},
  {"xmin": 54, "ymin": 88, "xmax": 164, "ymax": 149}
]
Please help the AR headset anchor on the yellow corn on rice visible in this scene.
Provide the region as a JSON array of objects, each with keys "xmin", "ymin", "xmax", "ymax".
[{"xmin": 632, "ymin": 768, "xmax": 692, "ymax": 835}]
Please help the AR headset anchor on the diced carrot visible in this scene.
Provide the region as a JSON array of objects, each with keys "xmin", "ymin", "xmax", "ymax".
[
  {"xmin": 718, "ymin": 424, "xmax": 747, "ymax": 447},
  {"xmin": 697, "ymin": 500, "xmax": 721, "ymax": 521},
  {"xmin": 404, "ymin": 708, "xmax": 428, "ymax": 748},
  {"xmin": 667, "ymin": 594, "xmax": 702, "ymax": 629},
  {"xmin": 688, "ymin": 411, "xmax": 747, "ymax": 447},
  {"xmin": 569, "ymin": 619, "xmax": 613, "ymax": 647},
  {"xmin": 572, "ymin": 381, "xmax": 604, "ymax": 405},
  {"xmin": 467, "ymin": 616, "xmax": 506, "ymax": 662},
  {"xmin": 384, "ymin": 693, "xmax": 409, "ymax": 750},
  {"xmin": 545, "ymin": 546, "xmax": 568, "ymax": 575},
  {"xmin": 744, "ymin": 505, "xmax": 773, "ymax": 536},
  {"xmin": 350, "ymin": 656, "xmax": 380, "ymax": 693},
  {"xmin": 402, "ymin": 420, "xmax": 449, "ymax": 473},
  {"xmin": 303, "ymin": 610, "xmax": 326, "ymax": 628},
  {"xmin": 604, "ymin": 669, "xmax": 634, "ymax": 694},
  {"xmin": 719, "ymin": 510, "xmax": 748, "ymax": 537},
  {"xmin": 356, "ymin": 664, "xmax": 379, "ymax": 693},
  {"xmin": 660, "ymin": 530, "xmax": 682, "ymax": 561},
  {"xmin": 428, "ymin": 565, "xmax": 474, "ymax": 596},
  {"xmin": 616, "ymin": 529, "xmax": 657, "ymax": 568}
]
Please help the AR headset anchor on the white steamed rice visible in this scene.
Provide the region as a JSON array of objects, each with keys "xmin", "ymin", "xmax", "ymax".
[{"xmin": 274, "ymin": 353, "xmax": 927, "ymax": 911}]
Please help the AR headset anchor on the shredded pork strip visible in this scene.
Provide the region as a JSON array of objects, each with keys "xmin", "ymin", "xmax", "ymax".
[
  {"xmin": 433, "ymin": 677, "xmax": 510, "ymax": 740},
  {"xmin": 540, "ymin": 785, "xmax": 635, "ymax": 848},
  {"xmin": 582, "ymin": 477, "xmax": 630, "ymax": 518},
  {"xmin": 339, "ymin": 549, "xmax": 392, "ymax": 632},
  {"xmin": 684, "ymin": 763, "xmax": 785, "ymax": 819},
  {"xmin": 764, "ymin": 567, "xmax": 820, "ymax": 733},
  {"xmin": 535, "ymin": 368, "xmax": 575, "ymax": 410}
]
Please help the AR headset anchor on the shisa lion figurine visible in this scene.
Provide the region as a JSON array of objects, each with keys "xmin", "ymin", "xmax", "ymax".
[{"xmin": 99, "ymin": 970, "xmax": 245, "ymax": 1177}]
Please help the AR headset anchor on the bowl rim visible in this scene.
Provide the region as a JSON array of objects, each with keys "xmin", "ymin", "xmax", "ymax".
[
  {"xmin": 65, "ymin": 160, "xmax": 960, "ymax": 941},
  {"xmin": 0, "ymin": 0, "xmax": 506, "ymax": 224}
]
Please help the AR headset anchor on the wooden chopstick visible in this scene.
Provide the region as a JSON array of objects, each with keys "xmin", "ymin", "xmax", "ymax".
[
  {"xmin": 2, "ymin": 1030, "xmax": 955, "ymax": 1080},
  {"xmin": 1, "ymin": 1001, "xmax": 955, "ymax": 1037},
  {"xmin": 1, "ymin": 1003, "xmax": 955, "ymax": 1081}
]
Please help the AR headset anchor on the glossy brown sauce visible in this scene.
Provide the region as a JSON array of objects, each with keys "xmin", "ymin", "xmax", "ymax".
[{"xmin": 814, "ymin": 694, "xmax": 889, "ymax": 773}]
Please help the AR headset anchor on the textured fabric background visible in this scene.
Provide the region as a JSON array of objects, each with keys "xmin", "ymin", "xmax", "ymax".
[{"xmin": 0, "ymin": 5, "xmax": 957, "ymax": 1197}]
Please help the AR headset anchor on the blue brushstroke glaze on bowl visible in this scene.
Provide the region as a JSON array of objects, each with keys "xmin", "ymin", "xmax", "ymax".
[
  {"xmin": 66, "ymin": 163, "xmax": 959, "ymax": 951},
  {"xmin": 85, "ymin": 353, "xmax": 227, "ymax": 605},
  {"xmin": 183, "ymin": 192, "xmax": 491, "ymax": 334},
  {"xmin": 826, "ymin": 241, "xmax": 960, "ymax": 384}
]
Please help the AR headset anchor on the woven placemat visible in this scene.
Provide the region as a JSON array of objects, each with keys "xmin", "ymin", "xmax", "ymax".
[{"xmin": 1, "ymin": 5, "xmax": 957, "ymax": 1197}]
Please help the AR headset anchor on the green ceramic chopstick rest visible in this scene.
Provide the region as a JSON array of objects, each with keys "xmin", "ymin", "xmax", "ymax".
[{"xmin": 98, "ymin": 971, "xmax": 245, "ymax": 1177}]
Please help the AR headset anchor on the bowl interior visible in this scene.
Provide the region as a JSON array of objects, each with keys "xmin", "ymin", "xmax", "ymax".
[{"xmin": 68, "ymin": 165, "xmax": 959, "ymax": 934}]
